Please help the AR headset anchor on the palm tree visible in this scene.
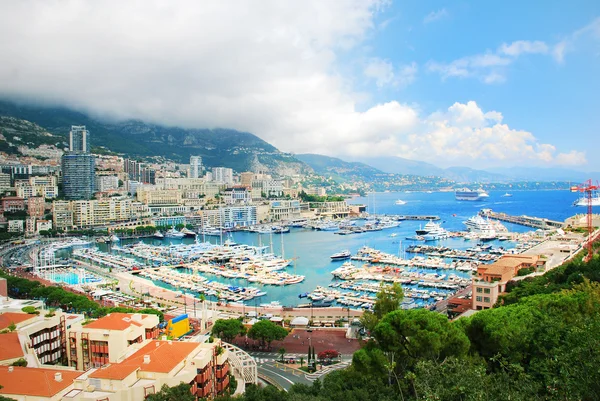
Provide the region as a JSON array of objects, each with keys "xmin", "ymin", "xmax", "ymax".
[
  {"xmin": 278, "ymin": 347, "xmax": 286, "ymax": 362},
  {"xmin": 299, "ymin": 356, "xmax": 304, "ymax": 368}
]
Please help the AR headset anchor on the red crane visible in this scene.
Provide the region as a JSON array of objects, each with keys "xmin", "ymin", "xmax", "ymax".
[{"xmin": 572, "ymin": 179, "xmax": 599, "ymax": 262}]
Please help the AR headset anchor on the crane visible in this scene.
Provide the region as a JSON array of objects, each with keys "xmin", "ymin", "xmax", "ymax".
[{"xmin": 572, "ymin": 179, "xmax": 599, "ymax": 262}]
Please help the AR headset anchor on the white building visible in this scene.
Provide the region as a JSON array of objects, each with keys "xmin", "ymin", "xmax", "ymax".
[
  {"xmin": 190, "ymin": 156, "xmax": 202, "ymax": 179},
  {"xmin": 95, "ymin": 175, "xmax": 119, "ymax": 192},
  {"xmin": 212, "ymin": 167, "xmax": 233, "ymax": 184},
  {"xmin": 8, "ymin": 219, "xmax": 24, "ymax": 233}
]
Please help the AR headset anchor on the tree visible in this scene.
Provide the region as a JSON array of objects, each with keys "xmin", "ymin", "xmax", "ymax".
[
  {"xmin": 299, "ymin": 356, "xmax": 305, "ymax": 368},
  {"xmin": 361, "ymin": 282, "xmax": 403, "ymax": 332},
  {"xmin": 278, "ymin": 347, "xmax": 286, "ymax": 362},
  {"xmin": 247, "ymin": 320, "xmax": 288, "ymax": 349},
  {"xmin": 211, "ymin": 318, "xmax": 246, "ymax": 343},
  {"xmin": 145, "ymin": 383, "xmax": 195, "ymax": 401}
]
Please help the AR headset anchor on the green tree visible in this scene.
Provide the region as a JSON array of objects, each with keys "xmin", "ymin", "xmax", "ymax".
[
  {"xmin": 145, "ymin": 383, "xmax": 195, "ymax": 401},
  {"xmin": 247, "ymin": 320, "xmax": 288, "ymax": 349},
  {"xmin": 278, "ymin": 347, "xmax": 286, "ymax": 362},
  {"xmin": 360, "ymin": 282, "xmax": 403, "ymax": 332},
  {"xmin": 211, "ymin": 318, "xmax": 246, "ymax": 343}
]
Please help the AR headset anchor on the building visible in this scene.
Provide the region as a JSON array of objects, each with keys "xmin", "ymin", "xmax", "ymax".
[
  {"xmin": 212, "ymin": 167, "xmax": 233, "ymax": 184},
  {"xmin": 36, "ymin": 219, "xmax": 53, "ymax": 233},
  {"xmin": 0, "ymin": 366, "xmax": 84, "ymax": 401},
  {"xmin": 472, "ymin": 255, "xmax": 543, "ymax": 310},
  {"xmin": 124, "ymin": 159, "xmax": 156, "ymax": 184},
  {"xmin": 222, "ymin": 187, "xmax": 252, "ymax": 204},
  {"xmin": 220, "ymin": 206, "xmax": 257, "ymax": 228},
  {"xmin": 52, "ymin": 199, "xmax": 151, "ymax": 230},
  {"xmin": 96, "ymin": 175, "xmax": 120, "ymax": 192},
  {"xmin": 268, "ymin": 200, "xmax": 302, "ymax": 222},
  {"xmin": 27, "ymin": 196, "xmax": 46, "ymax": 217},
  {"xmin": 0, "ymin": 309, "xmax": 84, "ymax": 365},
  {"xmin": 69, "ymin": 125, "xmax": 90, "ymax": 153},
  {"xmin": 16, "ymin": 176, "xmax": 59, "ymax": 199},
  {"xmin": 8, "ymin": 219, "xmax": 24, "ymax": 233},
  {"xmin": 0, "ymin": 172, "xmax": 11, "ymax": 192},
  {"xmin": 252, "ymin": 179, "xmax": 284, "ymax": 198},
  {"xmin": 67, "ymin": 312, "xmax": 160, "ymax": 371},
  {"xmin": 1, "ymin": 196, "xmax": 25, "ymax": 212},
  {"xmin": 240, "ymin": 172, "xmax": 254, "ymax": 188},
  {"xmin": 62, "ymin": 153, "xmax": 96, "ymax": 200},
  {"xmin": 137, "ymin": 188, "xmax": 182, "ymax": 206},
  {"xmin": 312, "ymin": 201, "xmax": 350, "ymax": 218},
  {"xmin": 67, "ymin": 340, "xmax": 229, "ymax": 401},
  {"xmin": 190, "ymin": 156, "xmax": 203, "ymax": 179}
]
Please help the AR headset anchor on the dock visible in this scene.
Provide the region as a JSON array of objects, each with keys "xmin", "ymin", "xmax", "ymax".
[{"xmin": 480, "ymin": 210, "xmax": 564, "ymax": 229}]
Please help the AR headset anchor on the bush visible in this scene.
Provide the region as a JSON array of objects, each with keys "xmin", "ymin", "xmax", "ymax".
[{"xmin": 21, "ymin": 306, "xmax": 39, "ymax": 315}]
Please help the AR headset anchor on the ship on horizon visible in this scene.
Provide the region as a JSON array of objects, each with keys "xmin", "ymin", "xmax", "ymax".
[{"xmin": 455, "ymin": 188, "xmax": 489, "ymax": 201}]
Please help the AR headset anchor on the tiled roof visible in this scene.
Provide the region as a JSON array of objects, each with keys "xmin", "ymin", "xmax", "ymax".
[
  {"xmin": 0, "ymin": 332, "xmax": 24, "ymax": 361},
  {"xmin": 0, "ymin": 312, "xmax": 36, "ymax": 330},
  {"xmin": 0, "ymin": 366, "xmax": 82, "ymax": 397},
  {"xmin": 83, "ymin": 313, "xmax": 147, "ymax": 331},
  {"xmin": 90, "ymin": 340, "xmax": 202, "ymax": 380}
]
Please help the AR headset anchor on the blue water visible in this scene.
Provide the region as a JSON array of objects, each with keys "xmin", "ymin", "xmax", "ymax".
[
  {"xmin": 97, "ymin": 190, "xmax": 586, "ymax": 307},
  {"xmin": 52, "ymin": 271, "xmax": 102, "ymax": 285}
]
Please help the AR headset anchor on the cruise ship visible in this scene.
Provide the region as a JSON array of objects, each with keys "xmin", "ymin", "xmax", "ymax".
[
  {"xmin": 455, "ymin": 188, "xmax": 489, "ymax": 201},
  {"xmin": 573, "ymin": 192, "xmax": 600, "ymax": 207}
]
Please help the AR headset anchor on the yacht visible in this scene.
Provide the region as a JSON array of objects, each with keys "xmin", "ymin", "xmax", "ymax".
[
  {"xmin": 464, "ymin": 215, "xmax": 496, "ymax": 236},
  {"xmin": 502, "ymin": 193, "xmax": 513, "ymax": 197},
  {"xmin": 455, "ymin": 188, "xmax": 489, "ymax": 201},
  {"xmin": 573, "ymin": 192, "xmax": 600, "ymax": 207},
  {"xmin": 110, "ymin": 234, "xmax": 120, "ymax": 242},
  {"xmin": 330, "ymin": 250, "xmax": 351, "ymax": 260},
  {"xmin": 164, "ymin": 228, "xmax": 185, "ymax": 239},
  {"xmin": 153, "ymin": 231, "xmax": 164, "ymax": 239},
  {"xmin": 416, "ymin": 220, "xmax": 440, "ymax": 236},
  {"xmin": 422, "ymin": 222, "xmax": 450, "ymax": 241},
  {"xmin": 395, "ymin": 199, "xmax": 407, "ymax": 205},
  {"xmin": 180, "ymin": 228, "xmax": 197, "ymax": 238}
]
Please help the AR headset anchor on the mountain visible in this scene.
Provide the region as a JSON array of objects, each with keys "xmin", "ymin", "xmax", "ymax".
[
  {"xmin": 442, "ymin": 167, "xmax": 510, "ymax": 183},
  {"xmin": 353, "ymin": 156, "xmax": 444, "ymax": 177},
  {"xmin": 295, "ymin": 153, "xmax": 387, "ymax": 182},
  {"xmin": 486, "ymin": 167, "xmax": 599, "ymax": 184},
  {"xmin": 0, "ymin": 100, "xmax": 310, "ymax": 175},
  {"xmin": 0, "ymin": 116, "xmax": 64, "ymax": 155}
]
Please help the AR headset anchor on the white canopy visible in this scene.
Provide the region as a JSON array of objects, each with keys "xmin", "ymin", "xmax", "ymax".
[{"xmin": 290, "ymin": 316, "xmax": 309, "ymax": 326}]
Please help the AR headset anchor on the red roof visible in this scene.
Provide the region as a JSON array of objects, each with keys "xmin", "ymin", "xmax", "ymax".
[
  {"xmin": 0, "ymin": 312, "xmax": 36, "ymax": 330},
  {"xmin": 90, "ymin": 340, "xmax": 202, "ymax": 380},
  {"xmin": 0, "ymin": 332, "xmax": 24, "ymax": 361},
  {"xmin": 83, "ymin": 313, "xmax": 149, "ymax": 331},
  {"xmin": 0, "ymin": 366, "xmax": 82, "ymax": 397}
]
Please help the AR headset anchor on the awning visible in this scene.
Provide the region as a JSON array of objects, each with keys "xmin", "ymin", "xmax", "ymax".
[{"xmin": 290, "ymin": 316, "xmax": 309, "ymax": 326}]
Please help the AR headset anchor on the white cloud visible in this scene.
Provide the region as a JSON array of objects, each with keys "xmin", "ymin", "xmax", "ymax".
[
  {"xmin": 552, "ymin": 17, "xmax": 600, "ymax": 63},
  {"xmin": 499, "ymin": 40, "xmax": 549, "ymax": 56},
  {"xmin": 0, "ymin": 1, "xmax": 584, "ymax": 169},
  {"xmin": 364, "ymin": 58, "xmax": 417, "ymax": 88},
  {"xmin": 424, "ymin": 9, "xmax": 448, "ymax": 24}
]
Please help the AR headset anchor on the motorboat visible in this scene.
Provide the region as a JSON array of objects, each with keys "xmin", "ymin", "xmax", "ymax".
[
  {"xmin": 395, "ymin": 199, "xmax": 407, "ymax": 205},
  {"xmin": 502, "ymin": 193, "xmax": 513, "ymax": 197},
  {"xmin": 153, "ymin": 231, "xmax": 164, "ymax": 239},
  {"xmin": 330, "ymin": 250, "xmax": 351, "ymax": 260}
]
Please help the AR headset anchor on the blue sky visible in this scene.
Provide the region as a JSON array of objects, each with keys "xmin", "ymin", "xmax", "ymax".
[
  {"xmin": 1, "ymin": 1, "xmax": 599, "ymax": 170},
  {"xmin": 353, "ymin": 1, "xmax": 600, "ymax": 169}
]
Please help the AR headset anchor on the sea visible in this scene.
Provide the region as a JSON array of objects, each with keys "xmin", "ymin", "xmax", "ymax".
[{"xmin": 82, "ymin": 190, "xmax": 592, "ymax": 307}]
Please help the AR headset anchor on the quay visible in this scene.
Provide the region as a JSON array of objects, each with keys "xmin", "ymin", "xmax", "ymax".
[{"xmin": 480, "ymin": 209, "xmax": 564, "ymax": 230}]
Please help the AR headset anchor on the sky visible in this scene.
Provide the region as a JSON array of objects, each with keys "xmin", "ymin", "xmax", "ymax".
[{"xmin": 0, "ymin": 0, "xmax": 599, "ymax": 170}]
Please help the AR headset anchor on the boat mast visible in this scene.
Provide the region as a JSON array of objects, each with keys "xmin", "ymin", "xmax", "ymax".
[
  {"xmin": 269, "ymin": 231, "xmax": 274, "ymax": 255},
  {"xmin": 280, "ymin": 231, "xmax": 285, "ymax": 259}
]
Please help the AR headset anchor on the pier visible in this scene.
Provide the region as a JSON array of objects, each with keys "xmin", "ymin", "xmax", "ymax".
[{"xmin": 480, "ymin": 210, "xmax": 564, "ymax": 229}]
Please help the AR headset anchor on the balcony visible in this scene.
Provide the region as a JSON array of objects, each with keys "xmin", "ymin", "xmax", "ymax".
[
  {"xmin": 195, "ymin": 371, "xmax": 210, "ymax": 383},
  {"xmin": 216, "ymin": 376, "xmax": 230, "ymax": 393},
  {"xmin": 216, "ymin": 364, "xmax": 229, "ymax": 379},
  {"xmin": 196, "ymin": 382, "xmax": 212, "ymax": 398}
]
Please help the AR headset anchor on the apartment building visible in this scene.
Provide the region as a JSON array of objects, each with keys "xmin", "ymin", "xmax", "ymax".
[
  {"xmin": 15, "ymin": 175, "xmax": 59, "ymax": 199},
  {"xmin": 27, "ymin": 196, "xmax": 46, "ymax": 217},
  {"xmin": 212, "ymin": 167, "xmax": 233, "ymax": 184},
  {"xmin": 472, "ymin": 255, "xmax": 542, "ymax": 310},
  {"xmin": 1, "ymin": 196, "xmax": 25, "ymax": 212},
  {"xmin": 222, "ymin": 187, "xmax": 252, "ymax": 204},
  {"xmin": 0, "ymin": 366, "xmax": 84, "ymax": 401},
  {"xmin": 268, "ymin": 200, "xmax": 302, "ymax": 222},
  {"xmin": 67, "ymin": 312, "xmax": 160, "ymax": 371},
  {"xmin": 52, "ymin": 199, "xmax": 151, "ymax": 230},
  {"xmin": 0, "ymin": 310, "xmax": 85, "ymax": 366},
  {"xmin": 137, "ymin": 188, "xmax": 182, "ymax": 205}
]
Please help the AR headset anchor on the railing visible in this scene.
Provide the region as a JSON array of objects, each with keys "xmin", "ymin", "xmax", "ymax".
[{"xmin": 221, "ymin": 342, "xmax": 257, "ymax": 385}]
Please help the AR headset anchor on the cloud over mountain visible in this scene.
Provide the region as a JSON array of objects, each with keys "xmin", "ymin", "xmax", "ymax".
[{"xmin": 0, "ymin": 0, "xmax": 586, "ymax": 169}]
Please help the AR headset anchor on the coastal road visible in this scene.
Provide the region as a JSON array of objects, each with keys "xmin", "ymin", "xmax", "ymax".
[{"xmin": 249, "ymin": 352, "xmax": 314, "ymax": 391}]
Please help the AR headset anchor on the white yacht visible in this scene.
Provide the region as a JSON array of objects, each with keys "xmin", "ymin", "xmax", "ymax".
[
  {"xmin": 395, "ymin": 199, "xmax": 407, "ymax": 205},
  {"xmin": 464, "ymin": 215, "xmax": 497, "ymax": 236},
  {"xmin": 330, "ymin": 250, "xmax": 351, "ymax": 260},
  {"xmin": 422, "ymin": 222, "xmax": 450, "ymax": 241},
  {"xmin": 153, "ymin": 231, "xmax": 164, "ymax": 239},
  {"xmin": 573, "ymin": 192, "xmax": 600, "ymax": 207},
  {"xmin": 164, "ymin": 228, "xmax": 185, "ymax": 239}
]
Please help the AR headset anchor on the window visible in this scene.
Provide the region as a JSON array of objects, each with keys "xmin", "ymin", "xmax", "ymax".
[
  {"xmin": 476, "ymin": 296, "xmax": 482, "ymax": 302},
  {"xmin": 484, "ymin": 288, "xmax": 491, "ymax": 294},
  {"xmin": 476, "ymin": 288, "xmax": 482, "ymax": 293},
  {"xmin": 484, "ymin": 297, "xmax": 490, "ymax": 303}
]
